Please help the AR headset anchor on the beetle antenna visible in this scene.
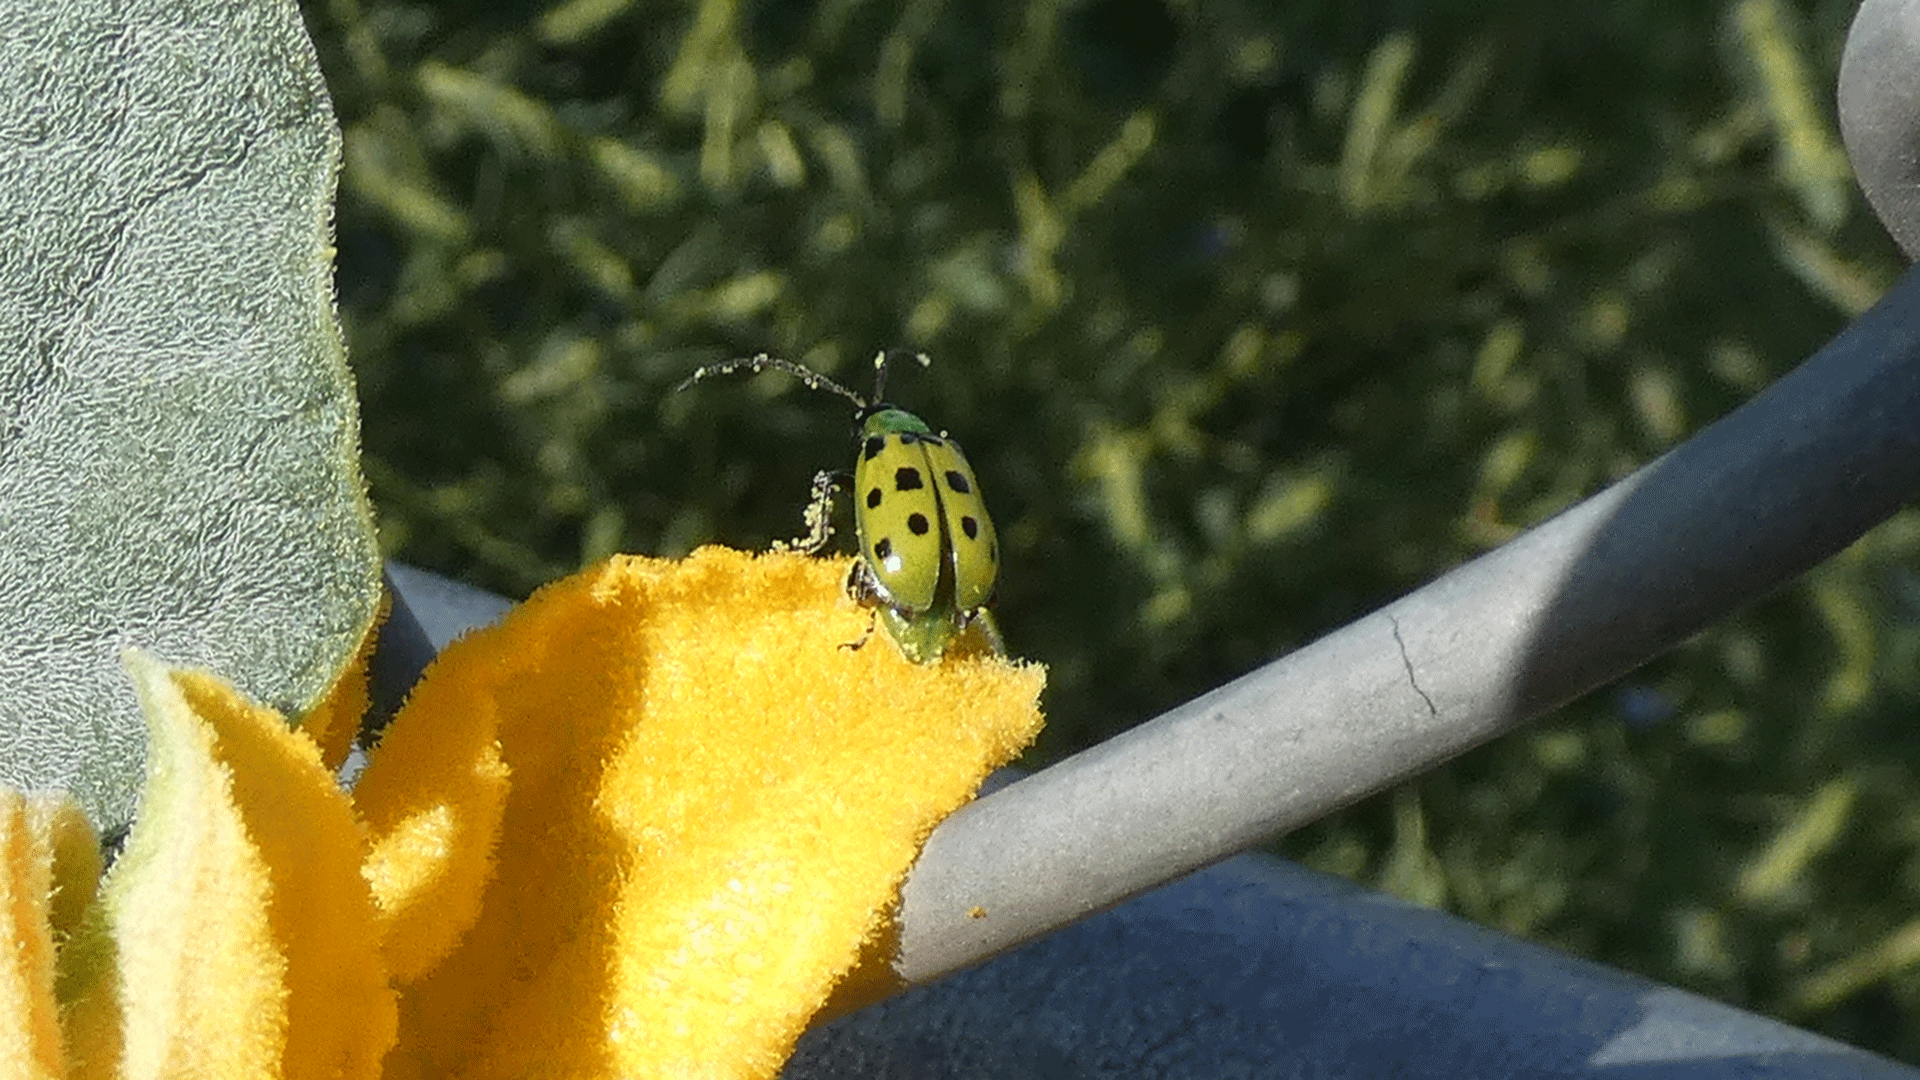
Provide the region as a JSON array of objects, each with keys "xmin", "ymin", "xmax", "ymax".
[
  {"xmin": 871, "ymin": 349, "xmax": 931, "ymax": 404},
  {"xmin": 673, "ymin": 353, "xmax": 868, "ymax": 409}
]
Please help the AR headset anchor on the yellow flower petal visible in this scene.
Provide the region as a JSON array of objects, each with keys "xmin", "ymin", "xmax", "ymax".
[
  {"xmin": 54, "ymin": 837, "xmax": 120, "ymax": 1080},
  {"xmin": 377, "ymin": 548, "xmax": 1044, "ymax": 1080},
  {"xmin": 597, "ymin": 565, "xmax": 1043, "ymax": 1078},
  {"xmin": 25, "ymin": 793, "xmax": 101, "ymax": 947},
  {"xmin": 90, "ymin": 651, "xmax": 395, "ymax": 1080},
  {"xmin": 53, "ymin": 906, "xmax": 119, "ymax": 1080},
  {"xmin": 0, "ymin": 789, "xmax": 66, "ymax": 1080},
  {"xmin": 301, "ymin": 595, "xmax": 384, "ymax": 773},
  {"xmin": 353, "ymin": 628, "xmax": 510, "ymax": 983},
  {"xmin": 27, "ymin": 793, "xmax": 109, "ymax": 1075}
]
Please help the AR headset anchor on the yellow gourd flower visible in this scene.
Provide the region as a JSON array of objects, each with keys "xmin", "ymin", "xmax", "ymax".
[{"xmin": 0, "ymin": 547, "xmax": 1045, "ymax": 1079}]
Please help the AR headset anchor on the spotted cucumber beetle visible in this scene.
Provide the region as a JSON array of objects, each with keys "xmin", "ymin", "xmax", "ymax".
[{"xmin": 676, "ymin": 351, "xmax": 1004, "ymax": 664}]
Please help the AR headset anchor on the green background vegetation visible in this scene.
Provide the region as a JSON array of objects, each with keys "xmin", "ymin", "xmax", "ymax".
[{"xmin": 305, "ymin": 0, "xmax": 1920, "ymax": 1060}]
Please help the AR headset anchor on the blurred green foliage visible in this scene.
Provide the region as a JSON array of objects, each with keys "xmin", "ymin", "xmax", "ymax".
[{"xmin": 306, "ymin": 0, "xmax": 1920, "ymax": 1059}]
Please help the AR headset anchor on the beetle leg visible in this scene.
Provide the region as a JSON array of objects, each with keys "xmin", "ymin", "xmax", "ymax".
[
  {"xmin": 837, "ymin": 559, "xmax": 884, "ymax": 651},
  {"xmin": 844, "ymin": 557, "xmax": 884, "ymax": 606},
  {"xmin": 838, "ymin": 608, "xmax": 879, "ymax": 653},
  {"xmin": 774, "ymin": 470, "xmax": 850, "ymax": 554},
  {"xmin": 964, "ymin": 608, "xmax": 1007, "ymax": 656}
]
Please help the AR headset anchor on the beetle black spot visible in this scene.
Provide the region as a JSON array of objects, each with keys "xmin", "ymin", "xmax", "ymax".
[
  {"xmin": 961, "ymin": 515, "xmax": 980, "ymax": 540},
  {"xmin": 944, "ymin": 470, "xmax": 972, "ymax": 495},
  {"xmin": 908, "ymin": 512, "xmax": 931, "ymax": 535},
  {"xmin": 866, "ymin": 487, "xmax": 882, "ymax": 509},
  {"xmin": 874, "ymin": 537, "xmax": 894, "ymax": 561},
  {"xmin": 897, "ymin": 431, "xmax": 918, "ymax": 444},
  {"xmin": 863, "ymin": 436, "xmax": 885, "ymax": 461},
  {"xmin": 894, "ymin": 466, "xmax": 924, "ymax": 491}
]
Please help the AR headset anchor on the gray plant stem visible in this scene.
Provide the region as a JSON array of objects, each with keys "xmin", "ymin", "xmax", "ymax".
[{"xmin": 892, "ymin": 258, "xmax": 1920, "ymax": 987}]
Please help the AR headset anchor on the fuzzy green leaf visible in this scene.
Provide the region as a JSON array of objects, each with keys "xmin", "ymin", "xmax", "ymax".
[{"xmin": 0, "ymin": 0, "xmax": 381, "ymax": 831}]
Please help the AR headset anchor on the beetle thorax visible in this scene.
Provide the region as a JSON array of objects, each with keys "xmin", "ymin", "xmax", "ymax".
[{"xmin": 859, "ymin": 407, "xmax": 935, "ymax": 438}]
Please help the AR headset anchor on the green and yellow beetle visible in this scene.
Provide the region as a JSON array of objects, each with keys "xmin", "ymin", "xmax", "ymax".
[{"xmin": 677, "ymin": 351, "xmax": 1004, "ymax": 664}]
